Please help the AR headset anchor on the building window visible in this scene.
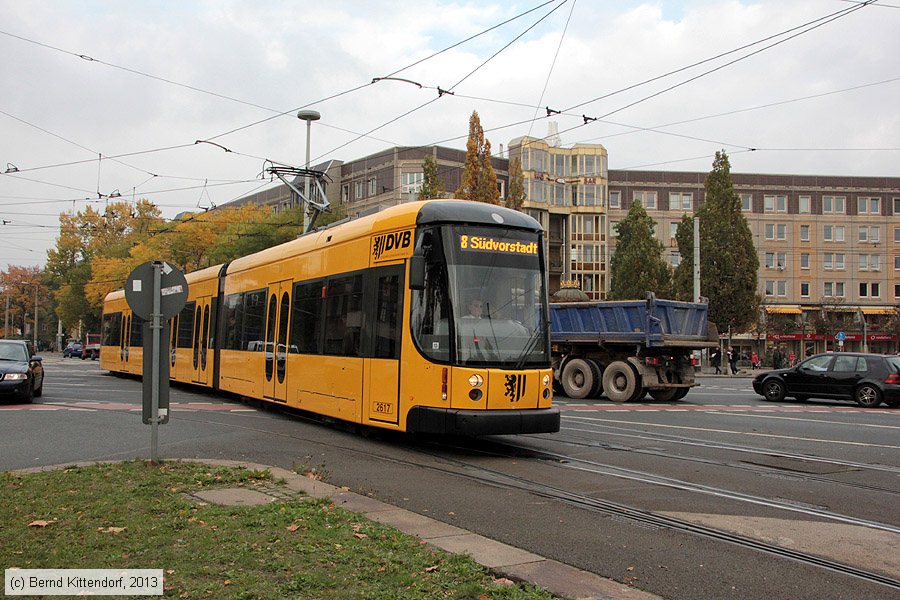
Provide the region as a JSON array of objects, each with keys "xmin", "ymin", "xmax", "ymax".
[
  {"xmin": 355, "ymin": 181, "xmax": 365, "ymax": 200},
  {"xmin": 777, "ymin": 224, "xmax": 786, "ymax": 240},
  {"xmin": 859, "ymin": 282, "xmax": 881, "ymax": 298},
  {"xmin": 896, "ymin": 227, "xmax": 900, "ymax": 242},
  {"xmin": 765, "ymin": 281, "xmax": 774, "ymax": 296},
  {"xmin": 800, "ymin": 224, "xmax": 810, "ymax": 241},
  {"xmin": 671, "ymin": 252, "xmax": 681, "ymax": 267},
  {"xmin": 765, "ymin": 252, "xmax": 786, "ymax": 269},
  {"xmin": 824, "ymin": 281, "xmax": 845, "ymax": 297},
  {"xmin": 401, "ymin": 172, "xmax": 424, "ymax": 196},
  {"xmin": 341, "ymin": 184, "xmax": 350, "ymax": 204},
  {"xmin": 669, "ymin": 222, "xmax": 679, "ymax": 240},
  {"xmin": 368, "ymin": 178, "xmax": 377, "ymax": 196},
  {"xmin": 609, "ymin": 190, "xmax": 621, "ymax": 208},
  {"xmin": 859, "ymin": 255, "xmax": 880, "ymax": 272},
  {"xmin": 858, "ymin": 197, "xmax": 880, "ymax": 214},
  {"xmin": 894, "ymin": 198, "xmax": 900, "ymax": 214},
  {"xmin": 823, "ymin": 225, "xmax": 845, "ymax": 242},
  {"xmin": 798, "ymin": 195, "xmax": 811, "ymax": 214},
  {"xmin": 824, "ymin": 253, "xmax": 833, "ymax": 270},
  {"xmin": 740, "ymin": 193, "xmax": 752, "ymax": 212},
  {"xmin": 634, "ymin": 191, "xmax": 657, "ymax": 209},
  {"xmin": 764, "ymin": 195, "xmax": 787, "ymax": 213},
  {"xmin": 801, "ymin": 253, "xmax": 810, "ymax": 269},
  {"xmin": 895, "ymin": 283, "xmax": 900, "ymax": 299},
  {"xmin": 800, "ymin": 282, "xmax": 810, "ymax": 297},
  {"xmin": 670, "ymin": 192, "xmax": 692, "ymax": 211},
  {"xmin": 896, "ymin": 255, "xmax": 900, "ymax": 270},
  {"xmin": 858, "ymin": 226, "xmax": 880, "ymax": 243},
  {"xmin": 777, "ymin": 281, "xmax": 786, "ymax": 297},
  {"xmin": 822, "ymin": 196, "xmax": 846, "ymax": 214}
]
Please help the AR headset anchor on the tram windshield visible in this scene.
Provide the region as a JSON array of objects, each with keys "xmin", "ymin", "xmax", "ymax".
[{"xmin": 411, "ymin": 225, "xmax": 550, "ymax": 368}]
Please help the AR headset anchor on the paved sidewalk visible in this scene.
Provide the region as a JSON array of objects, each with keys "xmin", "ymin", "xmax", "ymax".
[{"xmin": 200, "ymin": 459, "xmax": 663, "ymax": 600}]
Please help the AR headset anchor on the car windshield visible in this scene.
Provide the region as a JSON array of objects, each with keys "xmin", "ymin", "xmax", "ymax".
[
  {"xmin": 887, "ymin": 356, "xmax": 900, "ymax": 372},
  {"xmin": 0, "ymin": 343, "xmax": 28, "ymax": 361}
]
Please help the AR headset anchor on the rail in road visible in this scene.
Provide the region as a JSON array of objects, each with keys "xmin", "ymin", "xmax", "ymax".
[{"xmin": 7, "ymin": 357, "xmax": 900, "ymax": 599}]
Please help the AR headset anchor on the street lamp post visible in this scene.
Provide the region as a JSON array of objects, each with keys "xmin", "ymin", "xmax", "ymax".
[{"xmin": 296, "ymin": 110, "xmax": 321, "ymax": 231}]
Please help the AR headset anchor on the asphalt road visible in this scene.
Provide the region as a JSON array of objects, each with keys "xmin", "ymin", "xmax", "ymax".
[{"xmin": 2, "ymin": 356, "xmax": 898, "ymax": 600}]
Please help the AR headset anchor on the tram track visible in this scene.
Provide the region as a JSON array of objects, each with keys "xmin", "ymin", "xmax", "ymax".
[
  {"xmin": 538, "ymin": 424, "xmax": 900, "ymax": 497},
  {"xmin": 43, "ymin": 396, "xmax": 900, "ymax": 592}
]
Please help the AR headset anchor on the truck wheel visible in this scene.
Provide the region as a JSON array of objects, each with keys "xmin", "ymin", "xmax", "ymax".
[
  {"xmin": 649, "ymin": 388, "xmax": 678, "ymax": 401},
  {"xmin": 602, "ymin": 361, "xmax": 638, "ymax": 403},
  {"xmin": 672, "ymin": 388, "xmax": 689, "ymax": 401},
  {"xmin": 561, "ymin": 358, "xmax": 601, "ymax": 400}
]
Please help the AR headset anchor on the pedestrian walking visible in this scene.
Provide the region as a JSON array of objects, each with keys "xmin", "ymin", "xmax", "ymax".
[
  {"xmin": 772, "ymin": 346, "xmax": 783, "ymax": 370},
  {"xmin": 711, "ymin": 349, "xmax": 722, "ymax": 374},
  {"xmin": 728, "ymin": 347, "xmax": 739, "ymax": 375},
  {"xmin": 751, "ymin": 351, "xmax": 759, "ymax": 370}
]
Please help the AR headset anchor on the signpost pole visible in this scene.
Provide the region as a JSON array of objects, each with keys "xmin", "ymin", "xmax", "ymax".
[{"xmin": 150, "ymin": 262, "xmax": 162, "ymax": 464}]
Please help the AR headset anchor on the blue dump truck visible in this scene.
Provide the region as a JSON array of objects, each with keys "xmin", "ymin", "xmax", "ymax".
[{"xmin": 549, "ymin": 294, "xmax": 719, "ymax": 402}]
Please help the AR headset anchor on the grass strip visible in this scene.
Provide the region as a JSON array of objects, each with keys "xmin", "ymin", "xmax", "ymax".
[{"xmin": 0, "ymin": 460, "xmax": 557, "ymax": 599}]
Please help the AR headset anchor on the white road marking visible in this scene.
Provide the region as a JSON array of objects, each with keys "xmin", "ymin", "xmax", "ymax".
[{"xmin": 566, "ymin": 415, "xmax": 900, "ymax": 450}]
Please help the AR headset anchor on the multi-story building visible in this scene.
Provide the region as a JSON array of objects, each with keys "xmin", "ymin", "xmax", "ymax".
[
  {"xmin": 608, "ymin": 170, "xmax": 900, "ymax": 358},
  {"xmin": 228, "ymin": 142, "xmax": 898, "ymax": 357},
  {"xmin": 506, "ymin": 136, "xmax": 610, "ymax": 298}
]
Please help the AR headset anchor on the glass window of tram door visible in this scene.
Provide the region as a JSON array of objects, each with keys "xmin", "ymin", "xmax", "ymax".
[{"xmin": 411, "ymin": 225, "xmax": 549, "ymax": 368}]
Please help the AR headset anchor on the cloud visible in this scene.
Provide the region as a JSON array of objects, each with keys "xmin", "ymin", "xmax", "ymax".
[{"xmin": 0, "ymin": 0, "xmax": 897, "ymax": 269}]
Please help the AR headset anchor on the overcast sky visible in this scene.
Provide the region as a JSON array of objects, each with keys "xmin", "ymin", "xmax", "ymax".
[{"xmin": 1, "ymin": 0, "xmax": 898, "ymax": 270}]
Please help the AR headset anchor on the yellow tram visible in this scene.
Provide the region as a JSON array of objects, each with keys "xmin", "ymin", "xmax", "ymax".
[{"xmin": 101, "ymin": 200, "xmax": 559, "ymax": 435}]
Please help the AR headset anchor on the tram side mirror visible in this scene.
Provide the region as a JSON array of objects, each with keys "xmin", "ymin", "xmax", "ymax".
[{"xmin": 409, "ymin": 255, "xmax": 425, "ymax": 290}]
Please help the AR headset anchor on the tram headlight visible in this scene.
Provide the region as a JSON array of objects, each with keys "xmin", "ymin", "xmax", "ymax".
[
  {"xmin": 468, "ymin": 374, "xmax": 484, "ymax": 387},
  {"xmin": 469, "ymin": 389, "xmax": 483, "ymax": 401},
  {"xmin": 542, "ymin": 374, "xmax": 551, "ymax": 387}
]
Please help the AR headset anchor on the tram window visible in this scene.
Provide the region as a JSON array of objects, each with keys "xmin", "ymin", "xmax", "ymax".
[
  {"xmin": 102, "ymin": 312, "xmax": 122, "ymax": 346},
  {"xmin": 324, "ymin": 274, "xmax": 363, "ymax": 356},
  {"xmin": 130, "ymin": 315, "xmax": 144, "ymax": 347},
  {"xmin": 241, "ymin": 289, "xmax": 267, "ymax": 351},
  {"xmin": 177, "ymin": 302, "xmax": 195, "ymax": 348},
  {"xmin": 291, "ymin": 281, "xmax": 323, "ymax": 354},
  {"xmin": 373, "ymin": 272, "xmax": 402, "ymax": 359},
  {"xmin": 222, "ymin": 293, "xmax": 243, "ymax": 350}
]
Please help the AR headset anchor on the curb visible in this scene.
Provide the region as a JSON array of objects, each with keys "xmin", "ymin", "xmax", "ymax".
[{"xmin": 15, "ymin": 458, "xmax": 662, "ymax": 600}]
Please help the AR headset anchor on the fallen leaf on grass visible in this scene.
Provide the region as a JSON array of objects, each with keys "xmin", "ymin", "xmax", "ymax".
[
  {"xmin": 353, "ymin": 533, "xmax": 368, "ymax": 539},
  {"xmin": 424, "ymin": 566, "xmax": 439, "ymax": 572},
  {"xmin": 98, "ymin": 527, "xmax": 127, "ymax": 534},
  {"xmin": 28, "ymin": 520, "xmax": 56, "ymax": 527},
  {"xmin": 286, "ymin": 523, "xmax": 300, "ymax": 532},
  {"xmin": 223, "ymin": 580, "xmax": 232, "ymax": 585}
]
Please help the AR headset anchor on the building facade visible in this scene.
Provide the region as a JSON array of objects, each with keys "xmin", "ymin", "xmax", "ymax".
[
  {"xmin": 228, "ymin": 142, "xmax": 899, "ymax": 357},
  {"xmin": 608, "ymin": 170, "xmax": 900, "ymax": 358}
]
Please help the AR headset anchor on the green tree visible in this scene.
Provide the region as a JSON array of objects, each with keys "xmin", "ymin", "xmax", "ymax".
[
  {"xmin": 505, "ymin": 157, "xmax": 527, "ymax": 210},
  {"xmin": 418, "ymin": 154, "xmax": 444, "ymax": 200},
  {"xmin": 673, "ymin": 151, "xmax": 758, "ymax": 332},
  {"xmin": 456, "ymin": 111, "xmax": 500, "ymax": 204},
  {"xmin": 609, "ymin": 201, "xmax": 672, "ymax": 299}
]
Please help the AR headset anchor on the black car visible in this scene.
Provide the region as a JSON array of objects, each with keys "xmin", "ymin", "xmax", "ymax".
[
  {"xmin": 752, "ymin": 352, "xmax": 900, "ymax": 408},
  {"xmin": 0, "ymin": 339, "xmax": 44, "ymax": 403},
  {"xmin": 63, "ymin": 341, "xmax": 83, "ymax": 358}
]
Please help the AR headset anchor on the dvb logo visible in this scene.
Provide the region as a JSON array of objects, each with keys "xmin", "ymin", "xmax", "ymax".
[{"xmin": 373, "ymin": 230, "xmax": 412, "ymax": 260}]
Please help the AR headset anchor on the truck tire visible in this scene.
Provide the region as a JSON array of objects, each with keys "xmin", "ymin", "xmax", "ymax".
[
  {"xmin": 649, "ymin": 388, "xmax": 679, "ymax": 401},
  {"xmin": 602, "ymin": 360, "xmax": 639, "ymax": 403},
  {"xmin": 561, "ymin": 358, "xmax": 601, "ymax": 399}
]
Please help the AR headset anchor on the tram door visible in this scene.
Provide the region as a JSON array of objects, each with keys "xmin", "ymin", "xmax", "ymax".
[
  {"xmin": 192, "ymin": 296, "xmax": 212, "ymax": 385},
  {"xmin": 264, "ymin": 280, "xmax": 292, "ymax": 402},
  {"xmin": 365, "ymin": 267, "xmax": 403, "ymax": 425},
  {"xmin": 120, "ymin": 311, "xmax": 132, "ymax": 365}
]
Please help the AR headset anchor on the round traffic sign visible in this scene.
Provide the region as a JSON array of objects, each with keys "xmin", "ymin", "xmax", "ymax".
[
  {"xmin": 125, "ymin": 261, "xmax": 189, "ymax": 320},
  {"xmin": 835, "ymin": 331, "xmax": 846, "ymax": 342}
]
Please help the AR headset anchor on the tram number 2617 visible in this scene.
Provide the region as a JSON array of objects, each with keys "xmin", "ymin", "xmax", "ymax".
[{"xmin": 373, "ymin": 402, "xmax": 393, "ymax": 414}]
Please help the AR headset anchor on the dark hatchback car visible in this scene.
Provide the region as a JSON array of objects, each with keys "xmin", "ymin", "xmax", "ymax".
[
  {"xmin": 753, "ymin": 352, "xmax": 900, "ymax": 408},
  {"xmin": 0, "ymin": 339, "xmax": 44, "ymax": 403}
]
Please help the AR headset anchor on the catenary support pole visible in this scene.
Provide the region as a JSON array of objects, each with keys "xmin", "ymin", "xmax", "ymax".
[{"xmin": 693, "ymin": 217, "xmax": 700, "ymax": 302}]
